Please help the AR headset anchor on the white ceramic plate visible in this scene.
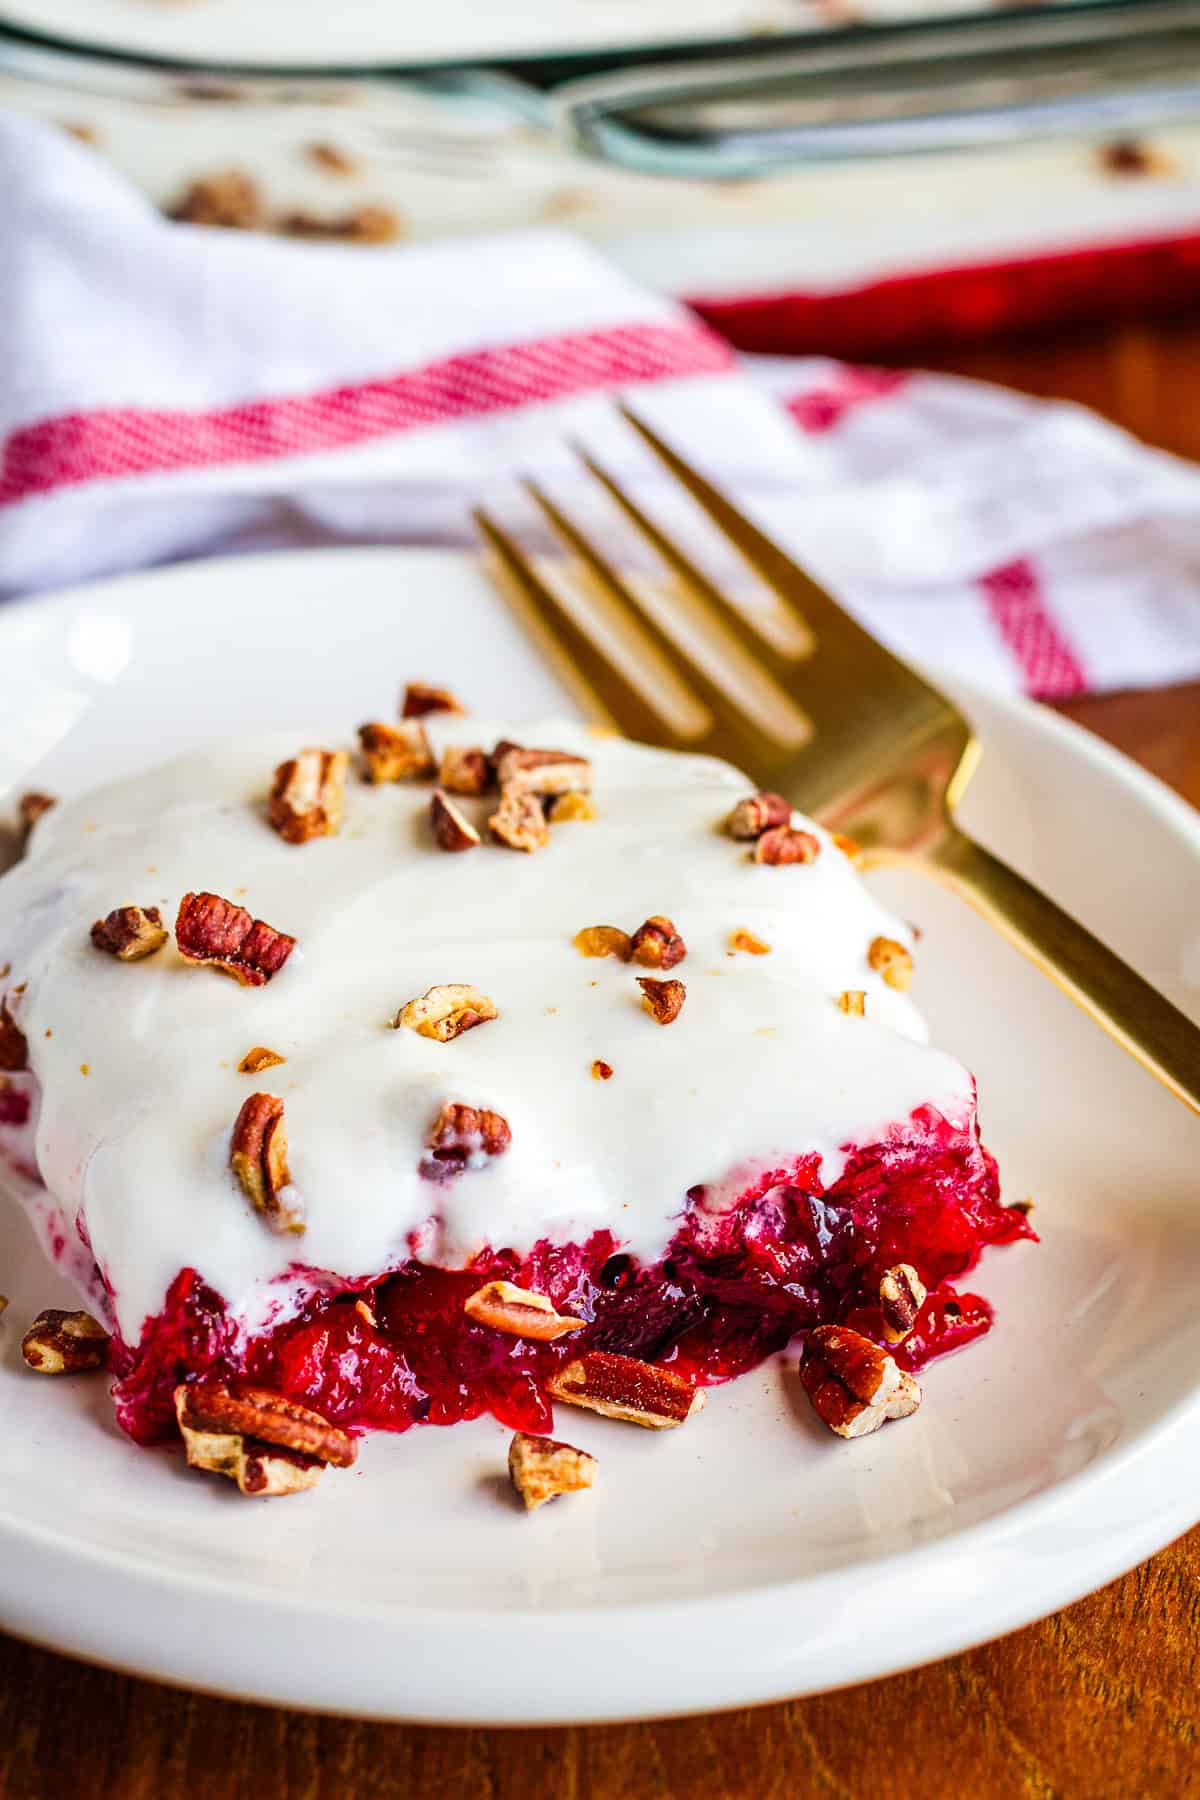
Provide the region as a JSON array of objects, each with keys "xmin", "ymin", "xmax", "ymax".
[
  {"xmin": 0, "ymin": 546, "xmax": 1197, "ymax": 1723},
  {"xmin": 0, "ymin": 0, "xmax": 807, "ymax": 70}
]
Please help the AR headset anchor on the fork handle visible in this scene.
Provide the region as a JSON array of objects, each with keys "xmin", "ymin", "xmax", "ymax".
[{"xmin": 923, "ymin": 826, "xmax": 1200, "ymax": 1119}]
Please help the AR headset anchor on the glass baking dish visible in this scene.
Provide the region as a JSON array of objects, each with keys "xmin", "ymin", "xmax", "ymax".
[{"xmin": 2, "ymin": 0, "xmax": 1199, "ymax": 175}]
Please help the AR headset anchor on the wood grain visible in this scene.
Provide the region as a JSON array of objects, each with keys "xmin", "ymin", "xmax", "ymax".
[{"xmin": 2, "ymin": 320, "xmax": 1200, "ymax": 1800}]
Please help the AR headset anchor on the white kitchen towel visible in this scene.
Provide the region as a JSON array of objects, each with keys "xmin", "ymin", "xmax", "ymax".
[{"xmin": 3, "ymin": 111, "xmax": 1200, "ymax": 699}]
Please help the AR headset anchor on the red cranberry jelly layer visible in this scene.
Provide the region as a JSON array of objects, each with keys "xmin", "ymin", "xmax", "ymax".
[{"xmin": 111, "ymin": 1104, "xmax": 1033, "ymax": 1445}]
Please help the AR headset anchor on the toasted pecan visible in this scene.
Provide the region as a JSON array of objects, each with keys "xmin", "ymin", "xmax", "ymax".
[
  {"xmin": 868, "ymin": 936, "xmax": 914, "ymax": 991},
  {"xmin": 729, "ymin": 928, "xmax": 771, "ymax": 956},
  {"xmin": 547, "ymin": 1351, "xmax": 704, "ymax": 1429},
  {"xmin": 754, "ymin": 826, "xmax": 821, "ymax": 867},
  {"xmin": 358, "ymin": 720, "xmax": 435, "ymax": 783},
  {"xmin": 438, "ymin": 745, "xmax": 491, "ymax": 797},
  {"xmin": 421, "ymin": 1100, "xmax": 511, "ymax": 1178},
  {"xmin": 395, "ymin": 983, "xmax": 498, "ymax": 1041},
  {"xmin": 494, "ymin": 746, "xmax": 591, "ymax": 798},
  {"xmin": 508, "ymin": 1432, "xmax": 596, "ymax": 1511},
  {"xmin": 268, "ymin": 748, "xmax": 349, "ymax": 845},
  {"xmin": 879, "ymin": 1264, "xmax": 927, "ymax": 1344},
  {"xmin": 18, "ymin": 792, "xmax": 56, "ymax": 842},
  {"xmin": 230, "ymin": 1093, "xmax": 304, "ymax": 1234},
  {"xmin": 90, "ymin": 905, "xmax": 168, "ymax": 962},
  {"xmin": 548, "ymin": 791, "xmax": 597, "ymax": 823},
  {"xmin": 574, "ymin": 925, "xmax": 632, "ymax": 962},
  {"xmin": 630, "ymin": 916, "xmax": 687, "ymax": 970},
  {"xmin": 800, "ymin": 1325, "xmax": 921, "ymax": 1439},
  {"xmin": 837, "ymin": 989, "xmax": 866, "ymax": 1016},
  {"xmin": 637, "ymin": 976, "xmax": 686, "ymax": 1026},
  {"xmin": 238, "ymin": 1045, "xmax": 286, "ymax": 1074},
  {"xmin": 727, "ymin": 792, "xmax": 790, "ymax": 840},
  {"xmin": 175, "ymin": 1380, "xmax": 356, "ymax": 1467},
  {"xmin": 21, "ymin": 1308, "xmax": 109, "ymax": 1374},
  {"xmin": 430, "ymin": 790, "xmax": 481, "ymax": 853},
  {"xmin": 401, "ymin": 682, "xmax": 464, "ymax": 719},
  {"xmin": 175, "ymin": 892, "xmax": 295, "ymax": 987},
  {"xmin": 489, "ymin": 786, "xmax": 549, "ymax": 853},
  {"xmin": 464, "ymin": 1280, "xmax": 584, "ymax": 1342}
]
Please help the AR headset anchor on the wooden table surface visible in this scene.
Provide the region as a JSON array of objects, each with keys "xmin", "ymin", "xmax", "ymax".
[{"xmin": 3, "ymin": 316, "xmax": 1199, "ymax": 1800}]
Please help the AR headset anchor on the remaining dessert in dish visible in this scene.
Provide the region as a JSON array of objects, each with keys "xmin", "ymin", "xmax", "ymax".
[{"xmin": 0, "ymin": 686, "xmax": 1032, "ymax": 1501}]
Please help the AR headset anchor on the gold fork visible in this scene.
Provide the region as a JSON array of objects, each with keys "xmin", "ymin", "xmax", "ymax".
[{"xmin": 474, "ymin": 405, "xmax": 1200, "ymax": 1118}]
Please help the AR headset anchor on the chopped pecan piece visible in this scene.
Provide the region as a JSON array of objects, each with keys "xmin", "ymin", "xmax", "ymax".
[
  {"xmin": 307, "ymin": 140, "xmax": 358, "ymax": 176},
  {"xmin": 169, "ymin": 168, "xmax": 263, "ymax": 229},
  {"xmin": 547, "ymin": 1351, "xmax": 704, "ymax": 1429},
  {"xmin": 22, "ymin": 1308, "xmax": 109, "ymax": 1374},
  {"xmin": 548, "ymin": 792, "xmax": 597, "ymax": 823},
  {"xmin": 175, "ymin": 1380, "xmax": 356, "ymax": 1467},
  {"xmin": 358, "ymin": 720, "xmax": 434, "ymax": 783},
  {"xmin": 489, "ymin": 786, "xmax": 549, "ymax": 853},
  {"xmin": 729, "ymin": 928, "xmax": 771, "ymax": 956},
  {"xmin": 591, "ymin": 1059, "xmax": 614, "ymax": 1081},
  {"xmin": 175, "ymin": 892, "xmax": 295, "ymax": 987},
  {"xmin": 268, "ymin": 747, "xmax": 349, "ymax": 845},
  {"xmin": 494, "ymin": 746, "xmax": 591, "ymax": 798},
  {"xmin": 630, "ymin": 916, "xmax": 686, "ymax": 971},
  {"xmin": 754, "ymin": 826, "xmax": 821, "ymax": 867},
  {"xmin": 421, "ymin": 1101, "xmax": 511, "ymax": 1179},
  {"xmin": 464, "ymin": 1281, "xmax": 584, "ymax": 1342},
  {"xmin": 573, "ymin": 925, "xmax": 632, "ymax": 962},
  {"xmin": 879, "ymin": 1264, "xmax": 928, "ymax": 1344},
  {"xmin": 430, "ymin": 789, "xmax": 481, "ymax": 853},
  {"xmin": 174, "ymin": 1381, "xmax": 354, "ymax": 1495},
  {"xmin": 396, "ymin": 983, "xmax": 498, "ymax": 1042},
  {"xmin": 401, "ymin": 682, "xmax": 464, "ymax": 719},
  {"xmin": 638, "ymin": 976, "xmax": 686, "ymax": 1026},
  {"xmin": 800, "ymin": 1325, "xmax": 921, "ymax": 1439},
  {"xmin": 727, "ymin": 792, "xmax": 791, "ymax": 840},
  {"xmin": 837, "ymin": 989, "xmax": 866, "ymax": 1016},
  {"xmin": 18, "ymin": 792, "xmax": 56, "ymax": 841},
  {"xmin": 238, "ymin": 1045, "xmax": 286, "ymax": 1074},
  {"xmin": 438, "ymin": 745, "xmax": 491, "ymax": 797},
  {"xmin": 230, "ymin": 1093, "xmax": 304, "ymax": 1234},
  {"xmin": 508, "ymin": 1432, "xmax": 597, "ymax": 1512},
  {"xmin": 832, "ymin": 832, "xmax": 861, "ymax": 860},
  {"xmin": 90, "ymin": 905, "xmax": 168, "ymax": 962},
  {"xmin": 868, "ymin": 935, "xmax": 914, "ymax": 991},
  {"xmin": 0, "ymin": 996, "xmax": 28, "ymax": 1071}
]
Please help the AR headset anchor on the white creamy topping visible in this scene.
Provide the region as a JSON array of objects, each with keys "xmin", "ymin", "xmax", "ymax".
[{"xmin": 0, "ymin": 721, "xmax": 974, "ymax": 1345}]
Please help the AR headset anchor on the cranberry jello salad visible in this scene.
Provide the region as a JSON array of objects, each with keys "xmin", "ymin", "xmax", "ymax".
[{"xmin": 0, "ymin": 683, "xmax": 1031, "ymax": 1507}]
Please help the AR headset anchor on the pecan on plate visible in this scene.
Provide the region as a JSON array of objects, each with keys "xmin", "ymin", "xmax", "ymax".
[
  {"xmin": 268, "ymin": 748, "xmax": 349, "ymax": 845},
  {"xmin": 430, "ymin": 790, "xmax": 480, "ymax": 853},
  {"xmin": 238, "ymin": 1045, "xmax": 286, "ymax": 1074},
  {"xmin": 22, "ymin": 1308, "xmax": 109, "ymax": 1374},
  {"xmin": 548, "ymin": 1351, "xmax": 704, "ymax": 1429},
  {"xmin": 800, "ymin": 1325, "xmax": 921, "ymax": 1439},
  {"xmin": 868, "ymin": 936, "xmax": 914, "ymax": 992},
  {"xmin": 230, "ymin": 1093, "xmax": 304, "ymax": 1234},
  {"xmin": 548, "ymin": 792, "xmax": 596, "ymax": 824},
  {"xmin": 727, "ymin": 792, "xmax": 790, "ymax": 840},
  {"xmin": 637, "ymin": 977, "xmax": 686, "ymax": 1026},
  {"xmin": 729, "ymin": 928, "xmax": 771, "ymax": 956},
  {"xmin": 175, "ymin": 892, "xmax": 295, "ymax": 987},
  {"xmin": 573, "ymin": 925, "xmax": 632, "ymax": 962},
  {"xmin": 395, "ymin": 983, "xmax": 498, "ymax": 1042},
  {"xmin": 464, "ymin": 1281, "xmax": 584, "ymax": 1342},
  {"xmin": 489, "ymin": 786, "xmax": 549, "ymax": 854},
  {"xmin": 358, "ymin": 720, "xmax": 435, "ymax": 783},
  {"xmin": 630, "ymin": 916, "xmax": 686, "ymax": 971},
  {"xmin": 17, "ymin": 792, "xmax": 56, "ymax": 842},
  {"xmin": 307, "ymin": 140, "xmax": 358, "ymax": 176},
  {"xmin": 837, "ymin": 989, "xmax": 866, "ymax": 1016},
  {"xmin": 438, "ymin": 745, "xmax": 491, "ymax": 797},
  {"xmin": 754, "ymin": 826, "xmax": 821, "ymax": 867},
  {"xmin": 169, "ymin": 168, "xmax": 263, "ymax": 230},
  {"xmin": 421, "ymin": 1101, "xmax": 511, "ymax": 1179},
  {"xmin": 0, "ymin": 996, "xmax": 28, "ymax": 1072},
  {"xmin": 90, "ymin": 905, "xmax": 168, "ymax": 962},
  {"xmin": 879, "ymin": 1264, "xmax": 927, "ymax": 1345},
  {"xmin": 174, "ymin": 1380, "xmax": 355, "ymax": 1497},
  {"xmin": 493, "ymin": 746, "xmax": 591, "ymax": 799},
  {"xmin": 591, "ymin": 1059, "xmax": 614, "ymax": 1081},
  {"xmin": 832, "ymin": 832, "xmax": 861, "ymax": 860},
  {"xmin": 508, "ymin": 1432, "xmax": 596, "ymax": 1512},
  {"xmin": 401, "ymin": 682, "xmax": 465, "ymax": 720}
]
